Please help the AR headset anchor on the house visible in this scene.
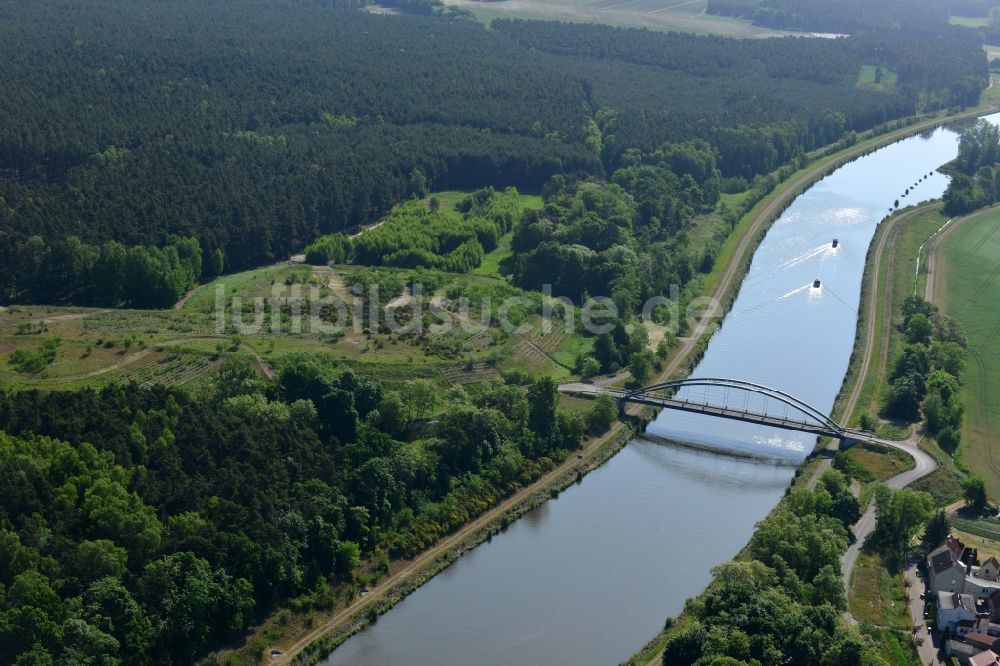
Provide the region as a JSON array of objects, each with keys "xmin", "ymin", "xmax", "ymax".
[
  {"xmin": 939, "ymin": 591, "xmax": 989, "ymax": 633},
  {"xmin": 966, "ymin": 632, "xmax": 1000, "ymax": 652},
  {"xmin": 981, "ymin": 557, "xmax": 1000, "ymax": 582},
  {"xmin": 970, "ymin": 650, "xmax": 1000, "ymax": 666},
  {"xmin": 948, "ymin": 639, "xmax": 980, "ymax": 664},
  {"xmin": 932, "ymin": 541, "xmax": 972, "ymax": 594},
  {"xmin": 967, "ymin": 574, "xmax": 1000, "ymax": 601},
  {"xmin": 990, "ymin": 591, "xmax": 1000, "ymax": 622}
]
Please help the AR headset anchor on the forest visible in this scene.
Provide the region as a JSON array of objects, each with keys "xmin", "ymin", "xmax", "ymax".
[
  {"xmin": 0, "ymin": 236, "xmax": 209, "ymax": 308},
  {"xmin": 943, "ymin": 118, "xmax": 1000, "ymax": 213},
  {"xmin": 0, "ymin": 1, "xmax": 988, "ymax": 307},
  {"xmin": 0, "ymin": 356, "xmax": 596, "ymax": 664}
]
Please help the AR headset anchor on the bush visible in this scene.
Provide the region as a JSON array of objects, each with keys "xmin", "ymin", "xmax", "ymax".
[{"xmin": 586, "ymin": 395, "xmax": 618, "ymax": 433}]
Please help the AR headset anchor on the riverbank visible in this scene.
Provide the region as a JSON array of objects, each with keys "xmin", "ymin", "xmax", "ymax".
[
  {"xmin": 284, "ymin": 422, "xmax": 639, "ymax": 665},
  {"xmin": 621, "ymin": 105, "xmax": 1000, "ymax": 666},
  {"xmin": 247, "ymin": 101, "xmax": 998, "ymax": 666}
]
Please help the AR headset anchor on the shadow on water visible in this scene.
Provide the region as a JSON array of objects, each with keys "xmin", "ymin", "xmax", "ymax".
[{"xmin": 320, "ymin": 116, "xmax": 1000, "ymax": 666}]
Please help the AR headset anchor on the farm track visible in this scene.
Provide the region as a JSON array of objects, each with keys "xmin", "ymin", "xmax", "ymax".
[
  {"xmin": 923, "ymin": 206, "xmax": 1000, "ymax": 484},
  {"xmin": 2, "ymin": 335, "xmax": 271, "ymax": 384},
  {"xmin": 635, "ymin": 105, "xmax": 1000, "ymax": 664}
]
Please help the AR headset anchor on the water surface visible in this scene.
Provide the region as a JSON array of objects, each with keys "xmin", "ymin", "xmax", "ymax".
[{"xmin": 322, "ymin": 120, "xmax": 984, "ymax": 665}]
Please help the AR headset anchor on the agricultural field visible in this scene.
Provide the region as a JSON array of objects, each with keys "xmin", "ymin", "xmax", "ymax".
[
  {"xmin": 950, "ymin": 15, "xmax": 991, "ymax": 27},
  {"xmin": 954, "ymin": 514, "xmax": 1000, "ymax": 542},
  {"xmin": 440, "ymin": 0, "xmax": 803, "ymax": 36},
  {"xmin": 952, "ymin": 514, "xmax": 1000, "ymax": 566},
  {"xmin": 935, "ymin": 207, "xmax": 1000, "ymax": 498}
]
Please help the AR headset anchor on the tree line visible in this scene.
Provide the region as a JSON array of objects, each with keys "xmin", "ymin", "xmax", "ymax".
[
  {"xmin": 877, "ymin": 296, "xmax": 967, "ymax": 454},
  {"xmin": 0, "ymin": 235, "xmax": 209, "ymax": 308},
  {"xmin": 0, "ymin": 356, "xmax": 588, "ymax": 664},
  {"xmin": 659, "ymin": 471, "xmax": 886, "ymax": 665},
  {"xmin": 944, "ymin": 118, "xmax": 1000, "ymax": 214},
  {"xmin": 706, "ymin": 0, "xmax": 951, "ymax": 33}
]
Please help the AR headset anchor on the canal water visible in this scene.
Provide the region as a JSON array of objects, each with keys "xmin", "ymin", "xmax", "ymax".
[{"xmin": 322, "ymin": 120, "xmax": 986, "ymax": 666}]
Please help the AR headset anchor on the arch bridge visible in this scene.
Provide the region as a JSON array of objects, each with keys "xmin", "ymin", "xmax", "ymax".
[{"xmin": 577, "ymin": 377, "xmax": 868, "ymax": 444}]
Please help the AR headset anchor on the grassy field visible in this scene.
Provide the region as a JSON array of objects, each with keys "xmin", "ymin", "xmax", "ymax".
[
  {"xmin": 848, "ymin": 550, "xmax": 912, "ymax": 630},
  {"xmin": 841, "ymin": 442, "xmax": 915, "ymax": 481},
  {"xmin": 950, "ymin": 15, "xmax": 991, "ymax": 27},
  {"xmin": 866, "ymin": 627, "xmax": 922, "ymax": 666},
  {"xmin": 441, "ymin": 0, "xmax": 801, "ymax": 37},
  {"xmin": 935, "ymin": 207, "xmax": 1000, "ymax": 498},
  {"xmin": 858, "ymin": 64, "xmax": 899, "ymax": 92}
]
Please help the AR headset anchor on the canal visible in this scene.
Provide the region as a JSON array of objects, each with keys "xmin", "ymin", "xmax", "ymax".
[{"xmin": 321, "ymin": 120, "xmax": 984, "ymax": 666}]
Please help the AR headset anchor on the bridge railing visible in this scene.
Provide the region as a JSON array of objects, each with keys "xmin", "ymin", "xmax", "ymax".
[{"xmin": 616, "ymin": 377, "xmax": 847, "ymax": 438}]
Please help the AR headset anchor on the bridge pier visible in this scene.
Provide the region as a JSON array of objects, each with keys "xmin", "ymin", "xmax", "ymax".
[{"xmin": 838, "ymin": 434, "xmax": 863, "ymax": 449}]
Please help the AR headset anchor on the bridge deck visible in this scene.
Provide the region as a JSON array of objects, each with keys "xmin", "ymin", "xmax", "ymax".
[
  {"xmin": 622, "ymin": 395, "xmax": 843, "ymax": 438},
  {"xmin": 559, "ymin": 380, "xmax": 852, "ymax": 440}
]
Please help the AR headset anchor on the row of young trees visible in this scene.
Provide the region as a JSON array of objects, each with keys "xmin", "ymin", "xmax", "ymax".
[{"xmin": 0, "ymin": 356, "xmax": 585, "ymax": 664}]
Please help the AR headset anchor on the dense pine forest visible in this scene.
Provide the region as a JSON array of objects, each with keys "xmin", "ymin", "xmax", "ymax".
[{"xmin": 0, "ymin": 0, "xmax": 988, "ymax": 306}]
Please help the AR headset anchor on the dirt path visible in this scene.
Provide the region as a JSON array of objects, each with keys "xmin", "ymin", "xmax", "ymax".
[
  {"xmin": 850, "ymin": 205, "xmax": 925, "ymax": 420},
  {"xmin": 924, "ymin": 211, "xmax": 973, "ymax": 302},
  {"xmin": 16, "ymin": 336, "xmax": 263, "ymax": 384},
  {"xmin": 277, "ymin": 111, "xmax": 1000, "ymax": 666},
  {"xmin": 28, "ymin": 309, "xmax": 111, "ymax": 324},
  {"xmin": 876, "ymin": 213, "xmax": 906, "ymax": 381},
  {"xmin": 272, "ymin": 116, "xmax": 824, "ymax": 662},
  {"xmin": 270, "ymin": 424, "xmax": 620, "ymax": 664}
]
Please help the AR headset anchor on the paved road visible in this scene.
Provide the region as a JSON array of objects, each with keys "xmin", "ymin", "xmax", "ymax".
[
  {"xmin": 904, "ymin": 561, "xmax": 942, "ymax": 665},
  {"xmin": 842, "ymin": 431, "xmax": 936, "ymax": 603}
]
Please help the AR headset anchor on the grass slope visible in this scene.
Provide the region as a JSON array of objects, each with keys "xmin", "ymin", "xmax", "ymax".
[{"xmin": 936, "ymin": 207, "xmax": 1000, "ymax": 498}]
